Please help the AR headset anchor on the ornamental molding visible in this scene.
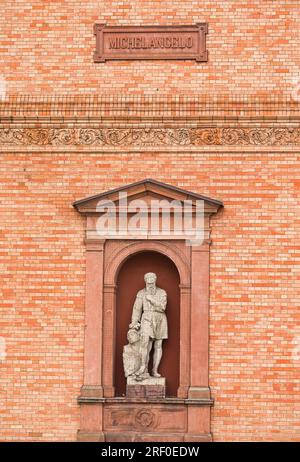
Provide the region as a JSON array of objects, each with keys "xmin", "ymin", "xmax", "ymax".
[{"xmin": 1, "ymin": 127, "xmax": 300, "ymax": 146}]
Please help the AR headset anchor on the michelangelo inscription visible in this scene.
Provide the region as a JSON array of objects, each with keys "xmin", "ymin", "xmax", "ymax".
[
  {"xmin": 108, "ymin": 36, "xmax": 194, "ymax": 50},
  {"xmin": 94, "ymin": 24, "xmax": 208, "ymax": 62}
]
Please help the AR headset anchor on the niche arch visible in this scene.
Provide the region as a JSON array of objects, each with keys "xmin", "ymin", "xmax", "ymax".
[
  {"xmin": 105, "ymin": 239, "xmax": 190, "ymax": 286},
  {"xmin": 103, "ymin": 239, "xmax": 191, "ymax": 399}
]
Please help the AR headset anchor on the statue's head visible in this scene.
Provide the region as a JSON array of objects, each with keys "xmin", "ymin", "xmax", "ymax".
[
  {"xmin": 127, "ymin": 329, "xmax": 140, "ymax": 344},
  {"xmin": 144, "ymin": 272, "xmax": 157, "ymax": 285}
]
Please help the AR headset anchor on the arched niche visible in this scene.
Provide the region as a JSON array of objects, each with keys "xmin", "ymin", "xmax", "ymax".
[
  {"xmin": 102, "ymin": 239, "xmax": 191, "ymax": 400},
  {"xmin": 74, "ymin": 179, "xmax": 223, "ymax": 442},
  {"xmin": 115, "ymin": 250, "xmax": 180, "ymax": 397}
]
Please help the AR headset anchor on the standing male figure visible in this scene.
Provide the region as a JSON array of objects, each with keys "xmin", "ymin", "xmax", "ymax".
[{"xmin": 129, "ymin": 272, "xmax": 168, "ymax": 381}]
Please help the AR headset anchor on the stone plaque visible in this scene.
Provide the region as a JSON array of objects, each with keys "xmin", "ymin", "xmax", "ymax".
[{"xmin": 93, "ymin": 24, "xmax": 208, "ymax": 62}]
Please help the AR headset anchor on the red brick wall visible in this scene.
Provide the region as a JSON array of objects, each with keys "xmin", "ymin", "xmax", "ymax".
[
  {"xmin": 1, "ymin": 149, "xmax": 299, "ymax": 441},
  {"xmin": 0, "ymin": 1, "xmax": 299, "ymax": 97},
  {"xmin": 0, "ymin": 0, "xmax": 299, "ymax": 442}
]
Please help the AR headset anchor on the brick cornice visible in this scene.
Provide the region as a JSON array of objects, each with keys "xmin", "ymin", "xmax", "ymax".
[
  {"xmin": 1, "ymin": 96, "xmax": 299, "ymax": 147},
  {"xmin": 1, "ymin": 95, "xmax": 299, "ymax": 121}
]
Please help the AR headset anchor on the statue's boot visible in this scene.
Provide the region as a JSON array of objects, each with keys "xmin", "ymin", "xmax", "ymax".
[
  {"xmin": 152, "ymin": 344, "xmax": 162, "ymax": 378},
  {"xmin": 152, "ymin": 370, "xmax": 161, "ymax": 378},
  {"xmin": 135, "ymin": 371, "xmax": 150, "ymax": 382}
]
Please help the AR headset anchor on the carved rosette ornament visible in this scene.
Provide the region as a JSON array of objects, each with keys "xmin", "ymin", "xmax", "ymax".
[{"xmin": 134, "ymin": 409, "xmax": 156, "ymax": 429}]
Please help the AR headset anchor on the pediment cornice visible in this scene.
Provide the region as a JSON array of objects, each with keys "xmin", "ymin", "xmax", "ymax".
[{"xmin": 73, "ymin": 178, "xmax": 223, "ymax": 216}]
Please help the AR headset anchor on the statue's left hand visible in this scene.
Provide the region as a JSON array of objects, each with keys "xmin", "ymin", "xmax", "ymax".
[{"xmin": 146, "ymin": 294, "xmax": 154, "ymax": 303}]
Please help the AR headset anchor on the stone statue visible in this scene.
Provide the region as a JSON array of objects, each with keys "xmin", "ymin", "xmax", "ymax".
[
  {"xmin": 123, "ymin": 272, "xmax": 168, "ymax": 382},
  {"xmin": 123, "ymin": 328, "xmax": 141, "ymax": 378}
]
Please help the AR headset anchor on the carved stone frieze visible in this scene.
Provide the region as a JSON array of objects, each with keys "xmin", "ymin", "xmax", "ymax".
[{"xmin": 1, "ymin": 127, "xmax": 300, "ymax": 146}]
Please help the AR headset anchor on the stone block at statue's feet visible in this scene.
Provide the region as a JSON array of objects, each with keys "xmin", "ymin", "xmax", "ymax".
[{"xmin": 126, "ymin": 376, "xmax": 166, "ymax": 398}]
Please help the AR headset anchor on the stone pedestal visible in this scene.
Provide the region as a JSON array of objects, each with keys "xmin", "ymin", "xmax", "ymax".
[{"xmin": 126, "ymin": 377, "xmax": 166, "ymax": 398}]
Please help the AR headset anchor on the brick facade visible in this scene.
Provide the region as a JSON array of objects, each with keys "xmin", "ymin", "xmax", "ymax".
[
  {"xmin": 1, "ymin": 1, "xmax": 299, "ymax": 97},
  {"xmin": 0, "ymin": 1, "xmax": 299, "ymax": 442}
]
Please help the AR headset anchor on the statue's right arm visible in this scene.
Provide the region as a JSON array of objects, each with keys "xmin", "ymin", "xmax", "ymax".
[{"xmin": 129, "ymin": 292, "xmax": 143, "ymax": 329}]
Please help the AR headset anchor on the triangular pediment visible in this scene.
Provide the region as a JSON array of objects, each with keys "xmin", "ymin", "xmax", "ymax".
[{"xmin": 73, "ymin": 178, "xmax": 223, "ymax": 215}]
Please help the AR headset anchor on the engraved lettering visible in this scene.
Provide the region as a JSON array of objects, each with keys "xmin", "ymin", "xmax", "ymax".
[
  {"xmin": 165, "ymin": 37, "xmax": 171, "ymax": 48},
  {"xmin": 109, "ymin": 38, "xmax": 117, "ymax": 49},
  {"xmin": 186, "ymin": 37, "xmax": 193, "ymax": 48},
  {"xmin": 94, "ymin": 25, "xmax": 208, "ymax": 62},
  {"xmin": 108, "ymin": 35, "xmax": 195, "ymax": 50}
]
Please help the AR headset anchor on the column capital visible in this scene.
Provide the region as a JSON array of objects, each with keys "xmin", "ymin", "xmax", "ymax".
[
  {"xmin": 84, "ymin": 238, "xmax": 105, "ymax": 251},
  {"xmin": 191, "ymin": 239, "xmax": 211, "ymax": 252}
]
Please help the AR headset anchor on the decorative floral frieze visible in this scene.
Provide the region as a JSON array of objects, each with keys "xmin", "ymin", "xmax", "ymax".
[{"xmin": 1, "ymin": 127, "xmax": 300, "ymax": 146}]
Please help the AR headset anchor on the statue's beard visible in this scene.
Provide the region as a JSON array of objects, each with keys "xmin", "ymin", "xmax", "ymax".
[{"xmin": 146, "ymin": 283, "xmax": 155, "ymax": 294}]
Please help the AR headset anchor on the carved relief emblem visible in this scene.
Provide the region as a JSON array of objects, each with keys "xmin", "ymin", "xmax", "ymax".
[{"xmin": 135, "ymin": 409, "xmax": 156, "ymax": 429}]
